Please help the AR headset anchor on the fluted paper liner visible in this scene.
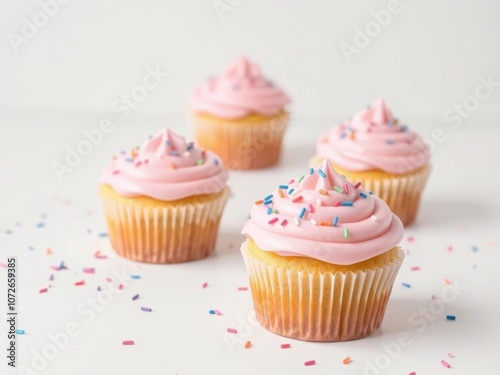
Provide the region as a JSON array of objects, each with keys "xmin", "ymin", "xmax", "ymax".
[
  {"xmin": 192, "ymin": 113, "xmax": 288, "ymax": 170},
  {"xmin": 241, "ymin": 241, "xmax": 405, "ymax": 341},
  {"xmin": 100, "ymin": 188, "xmax": 229, "ymax": 263}
]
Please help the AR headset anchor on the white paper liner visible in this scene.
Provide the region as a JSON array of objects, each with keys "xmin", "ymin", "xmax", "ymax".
[
  {"xmin": 191, "ymin": 113, "xmax": 289, "ymax": 170},
  {"xmin": 100, "ymin": 188, "xmax": 229, "ymax": 263},
  {"xmin": 241, "ymin": 241, "xmax": 404, "ymax": 341}
]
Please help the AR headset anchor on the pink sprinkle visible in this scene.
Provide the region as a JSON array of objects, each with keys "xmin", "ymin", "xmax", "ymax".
[
  {"xmin": 237, "ymin": 287, "xmax": 248, "ymax": 291},
  {"xmin": 118, "ymin": 284, "xmax": 124, "ymax": 290},
  {"xmin": 39, "ymin": 288, "xmax": 48, "ymax": 293},
  {"xmin": 227, "ymin": 328, "xmax": 237, "ymax": 334},
  {"xmin": 280, "ymin": 344, "xmax": 291, "ymax": 349},
  {"xmin": 83, "ymin": 268, "xmax": 95, "ymax": 274},
  {"xmin": 307, "ymin": 203, "xmax": 314, "ymax": 213},
  {"xmin": 202, "ymin": 282, "xmax": 208, "ymax": 288},
  {"xmin": 446, "ymin": 245, "xmax": 453, "ymax": 252},
  {"xmin": 408, "ymin": 372, "xmax": 416, "ymax": 375},
  {"xmin": 135, "ymin": 161, "xmax": 142, "ymax": 167},
  {"xmin": 0, "ymin": 263, "xmax": 7, "ymax": 268},
  {"xmin": 122, "ymin": 340, "xmax": 134, "ymax": 345},
  {"xmin": 344, "ymin": 184, "xmax": 349, "ymax": 194},
  {"xmin": 74, "ymin": 280, "xmax": 85, "ymax": 286},
  {"xmin": 214, "ymin": 309, "xmax": 222, "ymax": 316},
  {"xmin": 441, "ymin": 360, "xmax": 451, "ymax": 368},
  {"xmin": 410, "ymin": 266, "xmax": 420, "ymax": 271},
  {"xmin": 304, "ymin": 360, "xmax": 316, "ymax": 366},
  {"xmin": 112, "ymin": 170, "xmax": 120, "ymax": 175},
  {"xmin": 447, "ymin": 353, "xmax": 454, "ymax": 358},
  {"xmin": 407, "ymin": 236, "xmax": 415, "ymax": 243},
  {"xmin": 50, "ymin": 266, "xmax": 60, "ymax": 271},
  {"xmin": 268, "ymin": 217, "xmax": 279, "ymax": 225},
  {"xmin": 354, "ymin": 182, "xmax": 361, "ymax": 189},
  {"xmin": 106, "ymin": 277, "xmax": 112, "ymax": 282},
  {"xmin": 288, "ymin": 179, "xmax": 295, "ymax": 184},
  {"xmin": 280, "ymin": 219, "xmax": 288, "ymax": 227},
  {"xmin": 333, "ymin": 201, "xmax": 341, "ymax": 207}
]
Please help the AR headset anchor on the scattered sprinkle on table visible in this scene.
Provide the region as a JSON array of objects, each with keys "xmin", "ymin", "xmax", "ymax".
[
  {"xmin": 410, "ymin": 266, "xmax": 420, "ymax": 271},
  {"xmin": 237, "ymin": 287, "xmax": 248, "ymax": 291},
  {"xmin": 441, "ymin": 359, "xmax": 451, "ymax": 368},
  {"xmin": 402, "ymin": 283, "xmax": 411, "ymax": 288},
  {"xmin": 16, "ymin": 330, "xmax": 25, "ymax": 334},
  {"xmin": 227, "ymin": 328, "xmax": 237, "ymax": 334},
  {"xmin": 408, "ymin": 372, "xmax": 416, "ymax": 375},
  {"xmin": 448, "ymin": 353, "xmax": 454, "ymax": 358},
  {"xmin": 202, "ymin": 282, "xmax": 208, "ymax": 288},
  {"xmin": 141, "ymin": 307, "xmax": 152, "ymax": 312},
  {"xmin": 122, "ymin": 340, "xmax": 134, "ymax": 345},
  {"xmin": 304, "ymin": 360, "xmax": 316, "ymax": 366},
  {"xmin": 407, "ymin": 236, "xmax": 415, "ymax": 243},
  {"xmin": 244, "ymin": 341, "xmax": 252, "ymax": 349},
  {"xmin": 280, "ymin": 343, "xmax": 291, "ymax": 349},
  {"xmin": 342, "ymin": 357, "xmax": 351, "ymax": 365},
  {"xmin": 74, "ymin": 280, "xmax": 85, "ymax": 286},
  {"xmin": 131, "ymin": 275, "xmax": 141, "ymax": 279},
  {"xmin": 446, "ymin": 315, "xmax": 456, "ymax": 321},
  {"xmin": 83, "ymin": 268, "xmax": 95, "ymax": 274},
  {"xmin": 39, "ymin": 288, "xmax": 48, "ymax": 293},
  {"xmin": 132, "ymin": 294, "xmax": 139, "ymax": 301}
]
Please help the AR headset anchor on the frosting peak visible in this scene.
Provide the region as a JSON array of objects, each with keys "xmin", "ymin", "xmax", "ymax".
[
  {"xmin": 241, "ymin": 160, "xmax": 404, "ymax": 265},
  {"xmin": 100, "ymin": 129, "xmax": 228, "ymax": 200},
  {"xmin": 190, "ymin": 56, "xmax": 290, "ymax": 119}
]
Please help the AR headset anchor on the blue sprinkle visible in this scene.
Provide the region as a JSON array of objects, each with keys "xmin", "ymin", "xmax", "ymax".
[
  {"xmin": 166, "ymin": 140, "xmax": 171, "ymax": 146},
  {"xmin": 120, "ymin": 150, "xmax": 127, "ymax": 155},
  {"xmin": 16, "ymin": 330, "xmax": 25, "ymax": 335},
  {"xmin": 131, "ymin": 275, "xmax": 141, "ymax": 279},
  {"xmin": 401, "ymin": 125, "xmax": 408, "ymax": 132},
  {"xmin": 187, "ymin": 143, "xmax": 194, "ymax": 150},
  {"xmin": 332, "ymin": 216, "xmax": 339, "ymax": 226},
  {"xmin": 278, "ymin": 185, "xmax": 288, "ymax": 189},
  {"xmin": 264, "ymin": 200, "xmax": 273, "ymax": 206},
  {"xmin": 387, "ymin": 120, "xmax": 393, "ymax": 127},
  {"xmin": 209, "ymin": 310, "xmax": 215, "ymax": 314},
  {"xmin": 340, "ymin": 133, "xmax": 347, "ymax": 139},
  {"xmin": 402, "ymin": 282, "xmax": 411, "ymax": 288},
  {"xmin": 298, "ymin": 207, "xmax": 307, "ymax": 219},
  {"xmin": 359, "ymin": 192, "xmax": 368, "ymax": 198},
  {"xmin": 446, "ymin": 315, "xmax": 456, "ymax": 321},
  {"xmin": 264, "ymin": 194, "xmax": 273, "ymax": 201},
  {"xmin": 125, "ymin": 158, "xmax": 133, "ymax": 162},
  {"xmin": 471, "ymin": 246, "xmax": 479, "ymax": 252},
  {"xmin": 309, "ymin": 168, "xmax": 314, "ymax": 175},
  {"xmin": 28, "ymin": 246, "xmax": 34, "ymax": 251},
  {"xmin": 288, "ymin": 188, "xmax": 295, "ymax": 195},
  {"xmin": 99, "ymin": 232, "xmax": 108, "ymax": 238},
  {"xmin": 341, "ymin": 202, "xmax": 353, "ymax": 206},
  {"xmin": 385, "ymin": 140, "xmax": 394, "ymax": 144},
  {"xmin": 214, "ymin": 159, "xmax": 219, "ymax": 166},
  {"xmin": 36, "ymin": 222, "xmax": 45, "ymax": 228},
  {"xmin": 369, "ymin": 192, "xmax": 373, "ymax": 195},
  {"xmin": 318, "ymin": 170, "xmax": 326, "ymax": 178},
  {"xmin": 267, "ymin": 208, "xmax": 272, "ymax": 215},
  {"xmin": 170, "ymin": 151, "xmax": 180, "ymax": 156}
]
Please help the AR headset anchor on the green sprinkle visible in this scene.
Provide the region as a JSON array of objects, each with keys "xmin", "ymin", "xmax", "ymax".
[
  {"xmin": 272, "ymin": 209, "xmax": 278, "ymax": 214},
  {"xmin": 298, "ymin": 175, "xmax": 305, "ymax": 183},
  {"xmin": 197, "ymin": 159, "xmax": 204, "ymax": 165},
  {"xmin": 333, "ymin": 186, "xmax": 344, "ymax": 194},
  {"xmin": 344, "ymin": 228, "xmax": 349, "ymax": 239}
]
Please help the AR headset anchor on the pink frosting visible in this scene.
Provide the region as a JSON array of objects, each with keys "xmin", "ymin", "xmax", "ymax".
[
  {"xmin": 190, "ymin": 56, "xmax": 290, "ymax": 119},
  {"xmin": 100, "ymin": 129, "xmax": 228, "ymax": 200},
  {"xmin": 241, "ymin": 159, "xmax": 404, "ymax": 265},
  {"xmin": 316, "ymin": 99, "xmax": 430, "ymax": 174}
]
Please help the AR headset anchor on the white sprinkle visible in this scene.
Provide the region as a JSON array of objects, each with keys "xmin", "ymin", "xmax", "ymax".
[
  {"xmin": 291, "ymin": 188, "xmax": 301, "ymax": 196},
  {"xmin": 294, "ymin": 218, "xmax": 300, "ymax": 226},
  {"xmin": 370, "ymin": 215, "xmax": 378, "ymax": 221},
  {"xmin": 310, "ymin": 219, "xmax": 317, "ymax": 226},
  {"xmin": 183, "ymin": 151, "xmax": 191, "ymax": 157},
  {"xmin": 316, "ymin": 199, "xmax": 322, "ymax": 206}
]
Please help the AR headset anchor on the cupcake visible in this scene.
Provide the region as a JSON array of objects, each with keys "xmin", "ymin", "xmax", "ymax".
[
  {"xmin": 241, "ymin": 159, "xmax": 404, "ymax": 341},
  {"xmin": 99, "ymin": 129, "xmax": 229, "ymax": 263},
  {"xmin": 190, "ymin": 56, "xmax": 290, "ymax": 170},
  {"xmin": 312, "ymin": 99, "xmax": 430, "ymax": 226}
]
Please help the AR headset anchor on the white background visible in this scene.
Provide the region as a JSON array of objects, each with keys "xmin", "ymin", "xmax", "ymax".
[{"xmin": 1, "ymin": 1, "xmax": 500, "ymax": 375}]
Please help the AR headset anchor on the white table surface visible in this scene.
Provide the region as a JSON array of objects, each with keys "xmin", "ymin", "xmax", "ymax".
[{"xmin": 1, "ymin": 113, "xmax": 499, "ymax": 375}]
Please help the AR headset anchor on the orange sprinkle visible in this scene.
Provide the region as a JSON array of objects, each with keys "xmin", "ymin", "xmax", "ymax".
[
  {"xmin": 319, "ymin": 189, "xmax": 328, "ymax": 195},
  {"xmin": 244, "ymin": 341, "xmax": 252, "ymax": 349},
  {"xmin": 255, "ymin": 199, "xmax": 264, "ymax": 205},
  {"xmin": 45, "ymin": 247, "xmax": 52, "ymax": 255},
  {"xmin": 278, "ymin": 189, "xmax": 285, "ymax": 198},
  {"xmin": 444, "ymin": 278, "xmax": 451, "ymax": 285},
  {"xmin": 320, "ymin": 221, "xmax": 331, "ymax": 226},
  {"xmin": 169, "ymin": 162, "xmax": 176, "ymax": 169},
  {"xmin": 343, "ymin": 357, "xmax": 351, "ymax": 365},
  {"xmin": 349, "ymin": 132, "xmax": 356, "ymax": 140}
]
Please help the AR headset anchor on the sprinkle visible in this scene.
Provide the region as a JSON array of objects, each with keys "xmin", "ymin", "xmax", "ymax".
[
  {"xmin": 288, "ymin": 188, "xmax": 295, "ymax": 195},
  {"xmin": 294, "ymin": 218, "xmax": 300, "ymax": 226},
  {"xmin": 280, "ymin": 343, "xmax": 291, "ymax": 349},
  {"xmin": 304, "ymin": 360, "xmax": 316, "ymax": 366},
  {"xmin": 36, "ymin": 222, "xmax": 45, "ymax": 228},
  {"xmin": 245, "ymin": 341, "xmax": 252, "ymax": 349},
  {"xmin": 264, "ymin": 194, "xmax": 273, "ymax": 201},
  {"xmin": 268, "ymin": 217, "xmax": 279, "ymax": 225},
  {"xmin": 447, "ymin": 353, "xmax": 454, "ymax": 358},
  {"xmin": 83, "ymin": 268, "xmax": 95, "ymax": 274},
  {"xmin": 267, "ymin": 208, "xmax": 272, "ymax": 215},
  {"xmin": 446, "ymin": 245, "xmax": 453, "ymax": 252},
  {"xmin": 132, "ymin": 294, "xmax": 139, "ymax": 301},
  {"xmin": 402, "ymin": 282, "xmax": 411, "ymax": 288},
  {"xmin": 385, "ymin": 140, "xmax": 394, "ymax": 144},
  {"xmin": 292, "ymin": 195, "xmax": 303, "ymax": 203},
  {"xmin": 343, "ymin": 357, "xmax": 351, "ymax": 365},
  {"xmin": 227, "ymin": 328, "xmax": 237, "ymax": 334},
  {"xmin": 371, "ymin": 215, "xmax": 378, "ymax": 221},
  {"xmin": 278, "ymin": 189, "xmax": 285, "ymax": 198},
  {"xmin": 74, "ymin": 280, "xmax": 85, "ymax": 286},
  {"xmin": 209, "ymin": 309, "xmax": 215, "ymax": 314},
  {"xmin": 97, "ymin": 286, "xmax": 102, "ymax": 291},
  {"xmin": 320, "ymin": 221, "xmax": 331, "ymax": 227},
  {"xmin": 288, "ymin": 179, "xmax": 295, "ymax": 184},
  {"xmin": 237, "ymin": 287, "xmax": 248, "ymax": 291},
  {"xmin": 309, "ymin": 168, "xmax": 314, "ymax": 175},
  {"xmin": 341, "ymin": 201, "xmax": 353, "ymax": 206},
  {"xmin": 202, "ymin": 282, "xmax": 208, "ymax": 288},
  {"xmin": 359, "ymin": 192, "xmax": 368, "ymax": 198},
  {"xmin": 318, "ymin": 170, "xmax": 326, "ymax": 178},
  {"xmin": 98, "ymin": 232, "xmax": 108, "ymax": 238},
  {"xmin": 444, "ymin": 278, "xmax": 451, "ymax": 285},
  {"xmin": 45, "ymin": 247, "xmax": 52, "ymax": 255},
  {"xmin": 441, "ymin": 360, "xmax": 451, "ymax": 368},
  {"xmin": 446, "ymin": 315, "xmax": 456, "ymax": 321},
  {"xmin": 135, "ymin": 161, "xmax": 142, "ymax": 167},
  {"xmin": 141, "ymin": 307, "xmax": 152, "ymax": 312},
  {"xmin": 214, "ymin": 159, "xmax": 219, "ymax": 166},
  {"xmin": 344, "ymin": 227, "xmax": 349, "ymax": 238},
  {"xmin": 316, "ymin": 199, "xmax": 322, "ymax": 206},
  {"xmin": 39, "ymin": 288, "xmax": 48, "ymax": 293},
  {"xmin": 170, "ymin": 151, "xmax": 180, "ymax": 156},
  {"xmin": 471, "ymin": 246, "xmax": 479, "ymax": 252},
  {"xmin": 333, "ymin": 186, "xmax": 344, "ymax": 194},
  {"xmin": 298, "ymin": 176, "xmax": 305, "ymax": 183},
  {"xmin": 319, "ymin": 189, "xmax": 328, "ymax": 195},
  {"xmin": 49, "ymin": 274, "xmax": 54, "ymax": 281},
  {"xmin": 307, "ymin": 204, "xmax": 314, "ymax": 213},
  {"xmin": 280, "ymin": 219, "xmax": 288, "ymax": 227},
  {"xmin": 310, "ymin": 219, "xmax": 317, "ymax": 226},
  {"xmin": 94, "ymin": 250, "xmax": 107, "ymax": 259},
  {"xmin": 278, "ymin": 185, "xmax": 288, "ymax": 189},
  {"xmin": 333, "ymin": 201, "xmax": 341, "ymax": 207},
  {"xmin": 407, "ymin": 236, "xmax": 415, "ymax": 243},
  {"xmin": 410, "ymin": 266, "xmax": 420, "ymax": 271},
  {"xmin": 106, "ymin": 277, "xmax": 112, "ymax": 283},
  {"xmin": 197, "ymin": 159, "xmax": 204, "ymax": 165},
  {"xmin": 131, "ymin": 275, "xmax": 141, "ymax": 279},
  {"xmin": 272, "ymin": 209, "xmax": 278, "ymax": 214},
  {"xmin": 354, "ymin": 182, "xmax": 362, "ymax": 189},
  {"xmin": 122, "ymin": 340, "xmax": 134, "ymax": 345},
  {"xmin": 408, "ymin": 372, "xmax": 416, "ymax": 375},
  {"xmin": 214, "ymin": 309, "xmax": 222, "ymax": 316},
  {"xmin": 298, "ymin": 207, "xmax": 307, "ymax": 219},
  {"xmin": 16, "ymin": 330, "xmax": 25, "ymax": 334},
  {"xmin": 0, "ymin": 263, "xmax": 7, "ymax": 268},
  {"xmin": 118, "ymin": 284, "xmax": 124, "ymax": 290},
  {"xmin": 112, "ymin": 170, "xmax": 120, "ymax": 175},
  {"xmin": 333, "ymin": 216, "xmax": 339, "ymax": 226},
  {"xmin": 264, "ymin": 200, "xmax": 273, "ymax": 205},
  {"xmin": 255, "ymin": 199, "xmax": 264, "ymax": 205}
]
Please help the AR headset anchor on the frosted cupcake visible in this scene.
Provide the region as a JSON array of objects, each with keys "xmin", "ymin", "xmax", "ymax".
[
  {"xmin": 190, "ymin": 56, "xmax": 290, "ymax": 170},
  {"xmin": 312, "ymin": 99, "xmax": 430, "ymax": 226},
  {"xmin": 241, "ymin": 159, "xmax": 404, "ymax": 341},
  {"xmin": 99, "ymin": 129, "xmax": 229, "ymax": 263}
]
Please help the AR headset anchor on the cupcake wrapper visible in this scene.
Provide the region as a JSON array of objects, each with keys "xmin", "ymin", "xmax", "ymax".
[
  {"xmin": 192, "ymin": 113, "xmax": 289, "ymax": 170},
  {"xmin": 241, "ymin": 241, "xmax": 405, "ymax": 341},
  {"xmin": 100, "ymin": 188, "xmax": 229, "ymax": 263}
]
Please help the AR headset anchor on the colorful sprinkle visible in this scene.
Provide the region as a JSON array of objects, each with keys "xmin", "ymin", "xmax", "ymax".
[
  {"xmin": 402, "ymin": 283, "xmax": 411, "ymax": 288},
  {"xmin": 141, "ymin": 307, "xmax": 152, "ymax": 312},
  {"xmin": 227, "ymin": 328, "xmax": 237, "ymax": 334},
  {"xmin": 309, "ymin": 168, "xmax": 314, "ymax": 175},
  {"xmin": 268, "ymin": 217, "xmax": 279, "ymax": 225},
  {"xmin": 74, "ymin": 280, "xmax": 85, "ymax": 286},
  {"xmin": 214, "ymin": 309, "xmax": 222, "ymax": 316},
  {"xmin": 407, "ymin": 236, "xmax": 415, "ymax": 243},
  {"xmin": 237, "ymin": 287, "xmax": 248, "ymax": 291},
  {"xmin": 278, "ymin": 189, "xmax": 285, "ymax": 198},
  {"xmin": 202, "ymin": 282, "xmax": 208, "ymax": 288},
  {"xmin": 15, "ymin": 330, "xmax": 25, "ymax": 334},
  {"xmin": 122, "ymin": 340, "xmax": 134, "ymax": 345},
  {"xmin": 298, "ymin": 176, "xmax": 305, "ymax": 183},
  {"xmin": 344, "ymin": 184, "xmax": 349, "ymax": 194},
  {"xmin": 320, "ymin": 221, "xmax": 331, "ymax": 227},
  {"xmin": 278, "ymin": 185, "xmax": 288, "ymax": 189},
  {"xmin": 341, "ymin": 202, "xmax": 353, "ymax": 206},
  {"xmin": 446, "ymin": 315, "xmax": 456, "ymax": 321},
  {"xmin": 39, "ymin": 288, "xmax": 48, "ymax": 294},
  {"xmin": 280, "ymin": 219, "xmax": 288, "ymax": 227},
  {"xmin": 318, "ymin": 170, "xmax": 326, "ymax": 178},
  {"xmin": 441, "ymin": 360, "xmax": 451, "ymax": 368},
  {"xmin": 343, "ymin": 357, "xmax": 351, "ymax": 365},
  {"xmin": 317, "ymin": 199, "xmax": 322, "ymax": 206},
  {"xmin": 333, "ymin": 216, "xmax": 339, "ymax": 227},
  {"xmin": 354, "ymin": 182, "xmax": 362, "ymax": 189},
  {"xmin": 255, "ymin": 199, "xmax": 264, "ymax": 205},
  {"xmin": 333, "ymin": 201, "xmax": 341, "ymax": 207},
  {"xmin": 197, "ymin": 159, "xmax": 204, "ymax": 165},
  {"xmin": 298, "ymin": 207, "xmax": 307, "ymax": 219},
  {"xmin": 264, "ymin": 200, "xmax": 273, "ymax": 205},
  {"xmin": 280, "ymin": 343, "xmax": 291, "ymax": 349},
  {"xmin": 410, "ymin": 266, "xmax": 420, "ymax": 271},
  {"xmin": 307, "ymin": 204, "xmax": 314, "ymax": 213},
  {"xmin": 83, "ymin": 268, "xmax": 95, "ymax": 274},
  {"xmin": 333, "ymin": 186, "xmax": 344, "ymax": 194},
  {"xmin": 288, "ymin": 188, "xmax": 295, "ymax": 195},
  {"xmin": 294, "ymin": 218, "xmax": 300, "ymax": 226},
  {"xmin": 267, "ymin": 208, "xmax": 272, "ymax": 215},
  {"xmin": 344, "ymin": 228, "xmax": 349, "ymax": 238},
  {"xmin": 131, "ymin": 275, "xmax": 141, "ymax": 279},
  {"xmin": 371, "ymin": 215, "xmax": 378, "ymax": 221},
  {"xmin": 132, "ymin": 294, "xmax": 139, "ymax": 301},
  {"xmin": 292, "ymin": 195, "xmax": 303, "ymax": 203},
  {"xmin": 310, "ymin": 219, "xmax": 317, "ymax": 226},
  {"xmin": 304, "ymin": 360, "xmax": 316, "ymax": 366},
  {"xmin": 244, "ymin": 341, "xmax": 252, "ymax": 349},
  {"xmin": 264, "ymin": 194, "xmax": 273, "ymax": 201},
  {"xmin": 319, "ymin": 189, "xmax": 328, "ymax": 195},
  {"xmin": 448, "ymin": 353, "xmax": 454, "ymax": 358},
  {"xmin": 359, "ymin": 192, "xmax": 368, "ymax": 198}
]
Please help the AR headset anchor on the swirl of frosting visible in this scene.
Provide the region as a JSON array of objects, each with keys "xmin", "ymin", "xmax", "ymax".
[
  {"xmin": 241, "ymin": 159, "xmax": 404, "ymax": 265},
  {"xmin": 190, "ymin": 56, "xmax": 290, "ymax": 119},
  {"xmin": 100, "ymin": 129, "xmax": 228, "ymax": 200},
  {"xmin": 316, "ymin": 99, "xmax": 430, "ymax": 174}
]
